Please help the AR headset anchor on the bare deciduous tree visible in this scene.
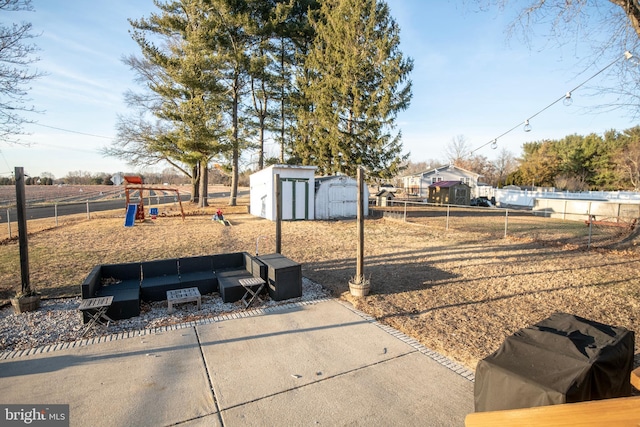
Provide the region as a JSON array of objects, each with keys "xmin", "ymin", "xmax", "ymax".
[
  {"xmin": 481, "ymin": 1, "xmax": 640, "ymax": 116},
  {"xmin": 445, "ymin": 135, "xmax": 472, "ymax": 165},
  {"xmin": 0, "ymin": 0, "xmax": 42, "ymax": 142}
]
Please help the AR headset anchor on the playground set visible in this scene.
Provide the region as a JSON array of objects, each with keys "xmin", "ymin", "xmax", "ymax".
[{"xmin": 123, "ymin": 176, "xmax": 185, "ymax": 227}]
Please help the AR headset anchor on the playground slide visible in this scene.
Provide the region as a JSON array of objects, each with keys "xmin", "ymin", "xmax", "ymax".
[{"xmin": 124, "ymin": 204, "xmax": 137, "ymax": 227}]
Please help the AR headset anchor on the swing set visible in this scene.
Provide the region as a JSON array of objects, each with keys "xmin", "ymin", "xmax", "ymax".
[{"xmin": 123, "ymin": 176, "xmax": 185, "ymax": 226}]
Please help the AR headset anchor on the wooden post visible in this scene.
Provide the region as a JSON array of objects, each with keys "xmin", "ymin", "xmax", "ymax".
[
  {"xmin": 15, "ymin": 167, "xmax": 30, "ymax": 294},
  {"xmin": 587, "ymin": 202, "xmax": 593, "ymax": 249},
  {"xmin": 356, "ymin": 167, "xmax": 364, "ymax": 279},
  {"xmin": 504, "ymin": 209, "xmax": 509, "ymax": 238},
  {"xmin": 446, "ymin": 204, "xmax": 450, "ymax": 230},
  {"xmin": 275, "ymin": 173, "xmax": 282, "ymax": 254}
]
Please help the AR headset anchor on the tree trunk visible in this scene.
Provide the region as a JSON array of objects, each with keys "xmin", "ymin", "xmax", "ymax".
[
  {"xmin": 280, "ymin": 39, "xmax": 286, "ymax": 163},
  {"xmin": 198, "ymin": 160, "xmax": 209, "ymax": 207},
  {"xmin": 259, "ymin": 118, "xmax": 265, "ymax": 170},
  {"xmin": 609, "ymin": 0, "xmax": 640, "ymax": 38},
  {"xmin": 191, "ymin": 164, "xmax": 200, "ymax": 204},
  {"xmin": 229, "ymin": 75, "xmax": 239, "ymax": 206}
]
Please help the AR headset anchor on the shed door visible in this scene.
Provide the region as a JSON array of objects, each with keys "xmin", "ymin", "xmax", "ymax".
[
  {"xmin": 281, "ymin": 178, "xmax": 309, "ymax": 220},
  {"xmin": 328, "ymin": 183, "xmax": 356, "ymax": 218},
  {"xmin": 453, "ymin": 187, "xmax": 468, "ymax": 205}
]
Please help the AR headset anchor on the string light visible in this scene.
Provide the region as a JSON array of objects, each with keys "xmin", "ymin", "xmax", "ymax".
[
  {"xmin": 468, "ymin": 51, "xmax": 636, "ymax": 156},
  {"xmin": 563, "ymin": 92, "xmax": 573, "ymax": 106}
]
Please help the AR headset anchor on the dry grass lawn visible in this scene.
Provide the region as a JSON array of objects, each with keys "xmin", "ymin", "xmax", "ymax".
[{"xmin": 1, "ymin": 193, "xmax": 639, "ymax": 371}]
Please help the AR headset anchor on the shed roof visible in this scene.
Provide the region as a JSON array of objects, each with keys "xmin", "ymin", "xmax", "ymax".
[
  {"xmin": 375, "ymin": 190, "xmax": 395, "ymax": 197},
  {"xmin": 429, "ymin": 180, "xmax": 469, "ymax": 188},
  {"xmin": 124, "ymin": 175, "xmax": 143, "ymax": 185}
]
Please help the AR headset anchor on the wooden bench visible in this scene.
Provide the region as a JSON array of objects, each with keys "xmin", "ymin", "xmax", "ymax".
[{"xmin": 466, "ymin": 369, "xmax": 640, "ymax": 426}]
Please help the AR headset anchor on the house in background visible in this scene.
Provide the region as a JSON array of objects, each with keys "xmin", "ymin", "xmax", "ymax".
[
  {"xmin": 402, "ymin": 165, "xmax": 482, "ymax": 198},
  {"xmin": 428, "ymin": 181, "xmax": 471, "ymax": 205}
]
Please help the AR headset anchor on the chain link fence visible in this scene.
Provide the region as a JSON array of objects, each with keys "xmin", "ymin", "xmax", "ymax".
[{"xmin": 370, "ymin": 200, "xmax": 638, "ymax": 250}]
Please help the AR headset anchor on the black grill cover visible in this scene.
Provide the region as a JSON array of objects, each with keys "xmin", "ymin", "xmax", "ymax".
[{"xmin": 474, "ymin": 312, "xmax": 634, "ymax": 412}]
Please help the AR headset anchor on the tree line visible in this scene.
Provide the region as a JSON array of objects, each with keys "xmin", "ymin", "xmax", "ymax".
[
  {"xmin": 443, "ymin": 126, "xmax": 640, "ymax": 191},
  {"xmin": 105, "ymin": 0, "xmax": 412, "ymax": 207},
  {"xmin": 504, "ymin": 127, "xmax": 640, "ymax": 191},
  {"xmin": 412, "ymin": 125, "xmax": 640, "ymax": 192}
]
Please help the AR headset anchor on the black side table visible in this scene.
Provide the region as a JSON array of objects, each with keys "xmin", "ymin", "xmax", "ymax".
[{"xmin": 257, "ymin": 254, "xmax": 302, "ymax": 301}]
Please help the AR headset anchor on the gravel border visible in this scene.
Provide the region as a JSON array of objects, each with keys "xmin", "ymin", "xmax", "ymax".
[
  {"xmin": 0, "ymin": 277, "xmax": 330, "ymax": 355},
  {"xmin": 0, "ymin": 280, "xmax": 476, "ymax": 384}
]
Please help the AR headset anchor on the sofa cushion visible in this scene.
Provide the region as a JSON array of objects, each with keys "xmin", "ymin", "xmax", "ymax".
[
  {"xmin": 142, "ymin": 259, "xmax": 179, "ymax": 278},
  {"xmin": 179, "ymin": 271, "xmax": 218, "ymax": 294},
  {"xmin": 217, "ymin": 269, "xmax": 254, "ymax": 303},
  {"xmin": 211, "ymin": 252, "xmax": 245, "ymax": 270},
  {"xmin": 94, "ymin": 283, "xmax": 140, "ymax": 321},
  {"xmin": 178, "ymin": 256, "xmax": 213, "ymax": 273},
  {"xmin": 101, "ymin": 262, "xmax": 142, "ymax": 282},
  {"xmin": 81, "ymin": 265, "xmax": 102, "ymax": 298},
  {"xmin": 140, "ymin": 259, "xmax": 180, "ymax": 302},
  {"xmin": 178, "ymin": 256, "xmax": 217, "ymax": 293}
]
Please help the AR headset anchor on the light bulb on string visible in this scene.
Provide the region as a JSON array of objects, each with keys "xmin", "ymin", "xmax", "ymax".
[
  {"xmin": 468, "ymin": 51, "xmax": 631, "ymax": 157},
  {"xmin": 625, "ymin": 50, "xmax": 640, "ymax": 66},
  {"xmin": 563, "ymin": 92, "xmax": 573, "ymax": 106}
]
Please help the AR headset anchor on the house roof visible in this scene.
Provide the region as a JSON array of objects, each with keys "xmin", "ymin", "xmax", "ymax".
[
  {"xmin": 401, "ymin": 164, "xmax": 481, "ymax": 179},
  {"xmin": 429, "ymin": 180, "xmax": 470, "ymax": 188}
]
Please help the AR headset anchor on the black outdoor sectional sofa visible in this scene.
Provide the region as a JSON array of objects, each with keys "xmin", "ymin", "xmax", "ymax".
[{"xmin": 80, "ymin": 251, "xmax": 301, "ymax": 322}]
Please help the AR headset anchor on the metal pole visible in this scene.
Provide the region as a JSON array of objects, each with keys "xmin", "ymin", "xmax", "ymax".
[
  {"xmin": 7, "ymin": 208, "xmax": 11, "ymax": 239},
  {"xmin": 504, "ymin": 209, "xmax": 509, "ymax": 238},
  {"xmin": 403, "ymin": 200, "xmax": 407, "ymax": 222},
  {"xmin": 86, "ymin": 200, "xmax": 90, "ymax": 219}
]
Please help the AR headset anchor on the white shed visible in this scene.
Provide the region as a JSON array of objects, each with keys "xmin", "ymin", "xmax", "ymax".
[
  {"xmin": 314, "ymin": 176, "xmax": 369, "ymax": 220},
  {"xmin": 249, "ymin": 165, "xmax": 317, "ymax": 221}
]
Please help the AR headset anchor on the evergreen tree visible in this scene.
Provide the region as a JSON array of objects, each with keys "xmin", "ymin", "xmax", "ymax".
[
  {"xmin": 518, "ymin": 141, "xmax": 561, "ymax": 188},
  {"xmin": 112, "ymin": 0, "xmax": 229, "ymax": 206},
  {"xmin": 295, "ymin": 0, "xmax": 413, "ymax": 178},
  {"xmin": 271, "ymin": 0, "xmax": 319, "ymax": 164},
  {"xmin": 612, "ymin": 126, "xmax": 640, "ymax": 190}
]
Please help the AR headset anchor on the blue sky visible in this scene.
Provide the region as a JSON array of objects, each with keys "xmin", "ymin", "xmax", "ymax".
[{"xmin": 2, "ymin": 0, "xmax": 638, "ymax": 179}]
